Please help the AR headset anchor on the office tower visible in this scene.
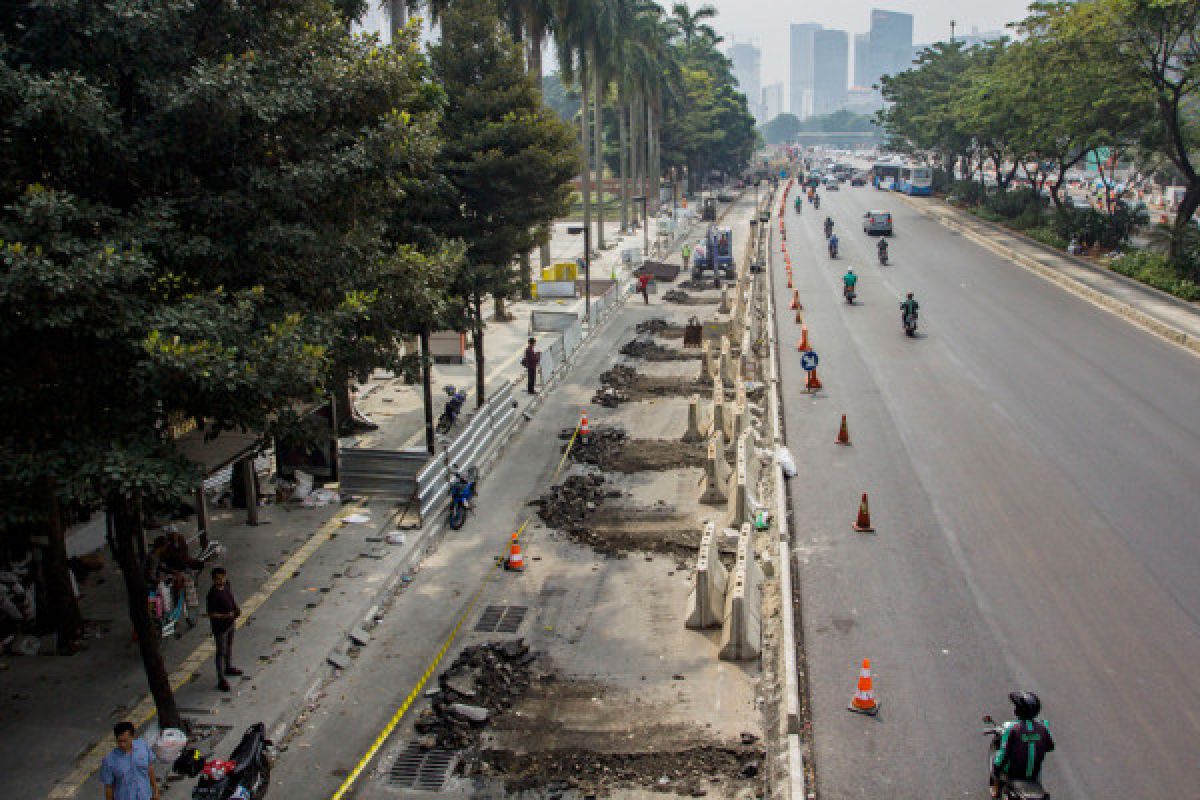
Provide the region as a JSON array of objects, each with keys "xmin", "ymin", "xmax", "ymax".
[
  {"xmin": 727, "ymin": 43, "xmax": 764, "ymax": 122},
  {"xmin": 789, "ymin": 23, "xmax": 821, "ymax": 118},
  {"xmin": 762, "ymin": 82, "xmax": 784, "ymax": 122},
  {"xmin": 812, "ymin": 28, "xmax": 849, "ymax": 116},
  {"xmin": 867, "ymin": 9, "xmax": 914, "ymax": 85},
  {"xmin": 854, "ymin": 32, "xmax": 872, "ymax": 88}
]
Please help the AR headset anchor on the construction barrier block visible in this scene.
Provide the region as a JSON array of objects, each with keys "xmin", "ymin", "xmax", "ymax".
[
  {"xmin": 685, "ymin": 522, "xmax": 728, "ymax": 629},
  {"xmin": 718, "ymin": 560, "xmax": 761, "ymax": 661},
  {"xmin": 700, "ymin": 433, "xmax": 732, "ymax": 506},
  {"xmin": 682, "ymin": 394, "xmax": 706, "ymax": 443}
]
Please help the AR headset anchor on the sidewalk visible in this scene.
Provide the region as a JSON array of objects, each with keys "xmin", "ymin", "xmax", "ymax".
[
  {"xmin": 7, "ymin": 216, "xmax": 649, "ymax": 800},
  {"xmin": 910, "ymin": 197, "xmax": 1200, "ymax": 354}
]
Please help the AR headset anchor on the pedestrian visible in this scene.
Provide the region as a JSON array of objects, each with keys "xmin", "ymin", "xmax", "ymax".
[
  {"xmin": 206, "ymin": 567, "xmax": 242, "ymax": 692},
  {"xmin": 637, "ymin": 270, "xmax": 651, "ymax": 305},
  {"xmin": 521, "ymin": 337, "xmax": 540, "ymax": 394},
  {"xmin": 100, "ymin": 721, "xmax": 160, "ymax": 800},
  {"xmin": 681, "ymin": 242, "xmax": 692, "ymax": 265}
]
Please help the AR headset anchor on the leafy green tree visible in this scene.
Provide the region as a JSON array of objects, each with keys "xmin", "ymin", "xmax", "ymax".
[
  {"xmin": 0, "ymin": 0, "xmax": 443, "ymax": 725},
  {"xmin": 430, "ymin": 0, "xmax": 579, "ymax": 408}
]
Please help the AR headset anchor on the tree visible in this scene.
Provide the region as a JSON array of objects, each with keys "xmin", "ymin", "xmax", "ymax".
[
  {"xmin": 430, "ymin": 0, "xmax": 579, "ymax": 408},
  {"xmin": 0, "ymin": 0, "xmax": 444, "ymax": 726}
]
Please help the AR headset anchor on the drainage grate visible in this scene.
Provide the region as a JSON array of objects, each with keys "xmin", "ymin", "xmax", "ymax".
[
  {"xmin": 474, "ymin": 605, "xmax": 528, "ymax": 634},
  {"xmin": 386, "ymin": 743, "xmax": 456, "ymax": 790}
]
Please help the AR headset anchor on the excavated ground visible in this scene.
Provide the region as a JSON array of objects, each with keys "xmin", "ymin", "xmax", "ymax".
[
  {"xmin": 619, "ymin": 337, "xmax": 704, "ymax": 362},
  {"xmin": 663, "ymin": 290, "xmax": 719, "ymax": 305},
  {"xmin": 562, "ymin": 427, "xmax": 708, "ymax": 473},
  {"xmin": 593, "ymin": 366, "xmax": 710, "ymax": 407}
]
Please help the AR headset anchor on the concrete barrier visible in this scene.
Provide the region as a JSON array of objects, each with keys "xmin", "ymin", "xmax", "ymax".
[
  {"xmin": 685, "ymin": 522, "xmax": 728, "ymax": 629},
  {"xmin": 700, "ymin": 434, "xmax": 732, "ymax": 506},
  {"xmin": 682, "ymin": 394, "xmax": 706, "ymax": 442},
  {"xmin": 718, "ymin": 556, "xmax": 761, "ymax": 661},
  {"xmin": 712, "ymin": 380, "xmax": 733, "ymax": 442},
  {"xmin": 717, "ymin": 286, "xmax": 731, "ymax": 314},
  {"xmin": 725, "ymin": 462, "xmax": 750, "ymax": 528},
  {"xmin": 701, "ymin": 340, "xmax": 715, "ymax": 382}
]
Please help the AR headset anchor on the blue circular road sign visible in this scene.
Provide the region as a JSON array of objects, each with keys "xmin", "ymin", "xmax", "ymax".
[{"xmin": 800, "ymin": 351, "xmax": 819, "ymax": 372}]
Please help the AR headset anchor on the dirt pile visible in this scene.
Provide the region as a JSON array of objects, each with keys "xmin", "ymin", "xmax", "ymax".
[
  {"xmin": 663, "ymin": 289, "xmax": 718, "ymax": 305},
  {"xmin": 478, "ymin": 744, "xmax": 765, "ymax": 796},
  {"xmin": 535, "ymin": 474, "xmax": 620, "ymax": 533},
  {"xmin": 635, "ymin": 318, "xmax": 681, "ymax": 336},
  {"xmin": 593, "ymin": 366, "xmax": 708, "ymax": 405},
  {"xmin": 413, "ymin": 640, "xmax": 538, "ymax": 750},
  {"xmin": 562, "ymin": 427, "xmax": 707, "ymax": 473},
  {"xmin": 619, "ymin": 338, "xmax": 702, "ymax": 362},
  {"xmin": 677, "ymin": 279, "xmax": 722, "ymax": 291}
]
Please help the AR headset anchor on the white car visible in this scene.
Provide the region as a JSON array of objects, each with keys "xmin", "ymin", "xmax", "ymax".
[{"xmin": 863, "ymin": 210, "xmax": 893, "ymax": 235}]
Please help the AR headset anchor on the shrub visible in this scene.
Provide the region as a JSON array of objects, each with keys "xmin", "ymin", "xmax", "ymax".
[
  {"xmin": 1108, "ymin": 251, "xmax": 1200, "ymax": 301},
  {"xmin": 1027, "ymin": 226, "xmax": 1068, "ymax": 249}
]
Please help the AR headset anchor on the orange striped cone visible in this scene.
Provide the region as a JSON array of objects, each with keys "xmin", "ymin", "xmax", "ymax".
[
  {"xmin": 853, "ymin": 493, "xmax": 874, "ymax": 532},
  {"xmin": 798, "ymin": 325, "xmax": 810, "ymax": 351},
  {"xmin": 787, "ymin": 273, "xmax": 793, "ymax": 288},
  {"xmin": 806, "ymin": 368, "xmax": 822, "ymax": 392},
  {"xmin": 795, "ymin": 307, "xmax": 803, "ymax": 324},
  {"xmin": 789, "ymin": 289, "xmax": 799, "ymax": 310},
  {"xmin": 505, "ymin": 532, "xmax": 525, "ymax": 572},
  {"xmin": 835, "ymin": 414, "xmax": 851, "ymax": 445},
  {"xmin": 847, "ymin": 658, "xmax": 880, "ymax": 715},
  {"xmin": 580, "ymin": 411, "xmax": 590, "ymax": 445}
]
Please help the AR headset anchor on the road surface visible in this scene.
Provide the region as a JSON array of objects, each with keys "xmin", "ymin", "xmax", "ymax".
[{"xmin": 776, "ymin": 181, "xmax": 1200, "ymax": 798}]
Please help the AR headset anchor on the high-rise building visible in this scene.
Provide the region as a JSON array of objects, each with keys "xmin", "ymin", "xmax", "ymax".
[
  {"xmin": 789, "ymin": 23, "xmax": 822, "ymax": 118},
  {"xmin": 854, "ymin": 33, "xmax": 872, "ymax": 89},
  {"xmin": 812, "ymin": 29, "xmax": 849, "ymax": 116},
  {"xmin": 727, "ymin": 42, "xmax": 764, "ymax": 123},
  {"xmin": 761, "ymin": 82, "xmax": 784, "ymax": 123},
  {"xmin": 867, "ymin": 9, "xmax": 914, "ymax": 86}
]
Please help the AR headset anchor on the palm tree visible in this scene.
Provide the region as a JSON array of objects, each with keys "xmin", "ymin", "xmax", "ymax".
[{"xmin": 670, "ymin": 2, "xmax": 719, "ymax": 51}]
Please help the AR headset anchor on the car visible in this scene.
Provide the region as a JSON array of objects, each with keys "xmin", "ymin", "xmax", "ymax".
[
  {"xmin": 863, "ymin": 210, "xmax": 893, "ymax": 235},
  {"xmin": 716, "ymin": 190, "xmax": 736, "ymax": 202},
  {"xmin": 850, "ymin": 174, "xmax": 867, "ymax": 187},
  {"xmin": 824, "ymin": 177, "xmax": 840, "ymax": 190}
]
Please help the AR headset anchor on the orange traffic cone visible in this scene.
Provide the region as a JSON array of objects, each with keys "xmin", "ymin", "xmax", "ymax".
[
  {"xmin": 797, "ymin": 325, "xmax": 810, "ymax": 351},
  {"xmin": 806, "ymin": 368, "xmax": 822, "ymax": 392},
  {"xmin": 795, "ymin": 307, "xmax": 803, "ymax": 324},
  {"xmin": 853, "ymin": 492, "xmax": 874, "ymax": 532},
  {"xmin": 580, "ymin": 411, "xmax": 590, "ymax": 444},
  {"xmin": 789, "ymin": 289, "xmax": 799, "ymax": 310},
  {"xmin": 836, "ymin": 414, "xmax": 851, "ymax": 445},
  {"xmin": 787, "ymin": 273, "xmax": 793, "ymax": 288},
  {"xmin": 505, "ymin": 532, "xmax": 526, "ymax": 571},
  {"xmin": 847, "ymin": 658, "xmax": 880, "ymax": 715}
]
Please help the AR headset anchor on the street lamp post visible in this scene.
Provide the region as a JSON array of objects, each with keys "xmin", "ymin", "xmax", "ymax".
[
  {"xmin": 632, "ymin": 195, "xmax": 648, "ymax": 256},
  {"xmin": 566, "ymin": 224, "xmax": 592, "ymax": 325}
]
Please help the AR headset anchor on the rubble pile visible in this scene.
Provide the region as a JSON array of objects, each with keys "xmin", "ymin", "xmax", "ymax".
[
  {"xmin": 536, "ymin": 474, "xmax": 620, "ymax": 533},
  {"xmin": 663, "ymin": 290, "xmax": 719, "ymax": 305},
  {"xmin": 413, "ymin": 640, "xmax": 537, "ymax": 750},
  {"xmin": 562, "ymin": 427, "xmax": 707, "ymax": 473},
  {"xmin": 677, "ymin": 279, "xmax": 721, "ymax": 291},
  {"xmin": 479, "ymin": 743, "xmax": 766, "ymax": 796},
  {"xmin": 619, "ymin": 338, "xmax": 702, "ymax": 362},
  {"xmin": 635, "ymin": 318, "xmax": 677, "ymax": 335},
  {"xmin": 593, "ymin": 366, "xmax": 707, "ymax": 405}
]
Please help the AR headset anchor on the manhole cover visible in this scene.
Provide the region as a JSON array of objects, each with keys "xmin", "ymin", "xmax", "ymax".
[
  {"xmin": 474, "ymin": 605, "xmax": 528, "ymax": 634},
  {"xmin": 386, "ymin": 743, "xmax": 456, "ymax": 790}
]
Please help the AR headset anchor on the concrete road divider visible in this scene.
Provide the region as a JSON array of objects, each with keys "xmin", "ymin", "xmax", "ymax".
[
  {"xmin": 700, "ymin": 434, "xmax": 732, "ymax": 506},
  {"xmin": 682, "ymin": 394, "xmax": 706, "ymax": 443},
  {"xmin": 719, "ymin": 546, "xmax": 762, "ymax": 661},
  {"xmin": 712, "ymin": 383, "xmax": 734, "ymax": 442},
  {"xmin": 725, "ymin": 462, "xmax": 750, "ymax": 529},
  {"xmin": 685, "ymin": 522, "xmax": 728, "ymax": 629},
  {"xmin": 719, "ymin": 336, "xmax": 736, "ymax": 385},
  {"xmin": 718, "ymin": 287, "xmax": 731, "ymax": 314},
  {"xmin": 701, "ymin": 340, "xmax": 716, "ymax": 382}
]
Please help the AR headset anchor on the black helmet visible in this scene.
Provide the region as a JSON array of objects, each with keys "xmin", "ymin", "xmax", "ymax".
[
  {"xmin": 906, "ymin": 292, "xmax": 914, "ymax": 299},
  {"xmin": 1009, "ymin": 691, "xmax": 1041, "ymax": 720}
]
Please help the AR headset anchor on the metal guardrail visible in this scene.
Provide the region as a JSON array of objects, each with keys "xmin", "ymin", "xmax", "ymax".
[{"xmin": 415, "ymin": 380, "xmax": 518, "ymax": 523}]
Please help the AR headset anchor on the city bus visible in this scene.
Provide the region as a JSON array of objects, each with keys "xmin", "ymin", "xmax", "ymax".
[
  {"xmin": 871, "ymin": 161, "xmax": 903, "ymax": 190},
  {"xmin": 899, "ymin": 165, "xmax": 933, "ymax": 196}
]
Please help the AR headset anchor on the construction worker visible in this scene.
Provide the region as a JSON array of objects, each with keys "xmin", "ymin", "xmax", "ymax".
[
  {"xmin": 681, "ymin": 242, "xmax": 692, "ymax": 265},
  {"xmin": 636, "ymin": 270, "xmax": 651, "ymax": 305}
]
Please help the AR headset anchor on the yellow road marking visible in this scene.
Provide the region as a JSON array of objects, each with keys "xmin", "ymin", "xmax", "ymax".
[{"xmin": 48, "ymin": 503, "xmax": 363, "ymax": 799}]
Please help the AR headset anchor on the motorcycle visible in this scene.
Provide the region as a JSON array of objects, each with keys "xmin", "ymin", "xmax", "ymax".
[
  {"xmin": 175, "ymin": 722, "xmax": 275, "ymax": 800},
  {"xmin": 813, "ymin": 194, "xmax": 821, "ymax": 209},
  {"xmin": 435, "ymin": 385, "xmax": 466, "ymax": 435},
  {"xmin": 901, "ymin": 305, "xmax": 918, "ymax": 336},
  {"xmin": 824, "ymin": 221, "xmax": 834, "ymax": 240},
  {"xmin": 447, "ymin": 464, "xmax": 479, "ymax": 530},
  {"xmin": 828, "ymin": 238, "xmax": 839, "ymax": 259},
  {"xmin": 878, "ymin": 245, "xmax": 889, "ymax": 266},
  {"xmin": 843, "ymin": 284, "xmax": 856, "ymax": 304},
  {"xmin": 983, "ymin": 714, "xmax": 1050, "ymax": 799}
]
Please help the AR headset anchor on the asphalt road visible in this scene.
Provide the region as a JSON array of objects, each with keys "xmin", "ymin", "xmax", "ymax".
[{"xmin": 776, "ymin": 181, "xmax": 1200, "ymax": 798}]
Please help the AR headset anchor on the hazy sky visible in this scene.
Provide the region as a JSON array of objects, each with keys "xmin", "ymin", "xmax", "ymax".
[{"xmin": 707, "ymin": 0, "xmax": 1034, "ymax": 87}]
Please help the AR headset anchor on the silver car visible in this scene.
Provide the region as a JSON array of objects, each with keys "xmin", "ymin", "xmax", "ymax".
[{"xmin": 863, "ymin": 210, "xmax": 893, "ymax": 235}]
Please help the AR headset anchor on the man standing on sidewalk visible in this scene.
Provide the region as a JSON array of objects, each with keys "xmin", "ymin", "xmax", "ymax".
[
  {"xmin": 681, "ymin": 242, "xmax": 692, "ymax": 266},
  {"xmin": 637, "ymin": 270, "xmax": 651, "ymax": 305},
  {"xmin": 206, "ymin": 567, "xmax": 242, "ymax": 692},
  {"xmin": 521, "ymin": 337, "xmax": 541, "ymax": 394},
  {"xmin": 100, "ymin": 721, "xmax": 159, "ymax": 800}
]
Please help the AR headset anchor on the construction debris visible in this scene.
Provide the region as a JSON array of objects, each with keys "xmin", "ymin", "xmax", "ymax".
[
  {"xmin": 635, "ymin": 318, "xmax": 683, "ymax": 337},
  {"xmin": 619, "ymin": 338, "xmax": 703, "ymax": 362},
  {"xmin": 663, "ymin": 289, "xmax": 719, "ymax": 305},
  {"xmin": 562, "ymin": 427, "xmax": 708, "ymax": 472},
  {"xmin": 594, "ymin": 366, "xmax": 708, "ymax": 404},
  {"xmin": 535, "ymin": 474, "xmax": 618, "ymax": 533}
]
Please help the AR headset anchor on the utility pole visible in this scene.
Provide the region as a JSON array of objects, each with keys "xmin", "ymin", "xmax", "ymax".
[{"xmin": 950, "ymin": 19, "xmax": 956, "ymax": 44}]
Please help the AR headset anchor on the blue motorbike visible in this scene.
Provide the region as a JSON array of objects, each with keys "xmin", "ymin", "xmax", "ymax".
[
  {"xmin": 436, "ymin": 386, "xmax": 466, "ymax": 435},
  {"xmin": 448, "ymin": 464, "xmax": 478, "ymax": 530}
]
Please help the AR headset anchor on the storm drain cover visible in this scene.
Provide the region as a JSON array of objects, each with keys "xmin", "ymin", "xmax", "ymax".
[
  {"xmin": 386, "ymin": 743, "xmax": 456, "ymax": 790},
  {"xmin": 474, "ymin": 605, "xmax": 528, "ymax": 634}
]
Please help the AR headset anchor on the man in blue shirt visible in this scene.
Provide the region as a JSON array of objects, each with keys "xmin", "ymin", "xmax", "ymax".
[{"xmin": 100, "ymin": 721, "xmax": 160, "ymax": 800}]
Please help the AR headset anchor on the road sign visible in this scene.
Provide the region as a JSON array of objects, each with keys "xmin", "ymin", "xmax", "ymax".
[{"xmin": 801, "ymin": 351, "xmax": 819, "ymax": 372}]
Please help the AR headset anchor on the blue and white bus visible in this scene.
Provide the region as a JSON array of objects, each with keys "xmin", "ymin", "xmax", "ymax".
[
  {"xmin": 871, "ymin": 161, "xmax": 903, "ymax": 189},
  {"xmin": 899, "ymin": 165, "xmax": 933, "ymax": 196}
]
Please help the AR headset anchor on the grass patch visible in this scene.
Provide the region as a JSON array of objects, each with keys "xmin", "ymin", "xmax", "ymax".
[
  {"xmin": 1108, "ymin": 251, "xmax": 1200, "ymax": 301},
  {"xmin": 1026, "ymin": 226, "xmax": 1067, "ymax": 250}
]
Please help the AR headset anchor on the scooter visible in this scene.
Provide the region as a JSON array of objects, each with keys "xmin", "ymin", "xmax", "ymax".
[
  {"xmin": 175, "ymin": 722, "xmax": 275, "ymax": 800},
  {"xmin": 435, "ymin": 385, "xmax": 466, "ymax": 434},
  {"xmin": 447, "ymin": 464, "xmax": 479, "ymax": 530},
  {"xmin": 813, "ymin": 194, "xmax": 821, "ymax": 210},
  {"xmin": 878, "ymin": 245, "xmax": 889, "ymax": 266},
  {"xmin": 982, "ymin": 714, "xmax": 1050, "ymax": 799},
  {"xmin": 844, "ymin": 284, "xmax": 856, "ymax": 304}
]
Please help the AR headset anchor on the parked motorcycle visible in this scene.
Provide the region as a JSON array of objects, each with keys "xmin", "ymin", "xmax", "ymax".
[
  {"xmin": 174, "ymin": 722, "xmax": 275, "ymax": 800},
  {"xmin": 435, "ymin": 385, "xmax": 466, "ymax": 435},
  {"xmin": 448, "ymin": 464, "xmax": 479, "ymax": 531},
  {"xmin": 983, "ymin": 714, "xmax": 1050, "ymax": 799}
]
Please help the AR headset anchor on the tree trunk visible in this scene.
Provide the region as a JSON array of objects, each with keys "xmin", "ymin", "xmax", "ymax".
[
  {"xmin": 527, "ymin": 30, "xmax": 553, "ymax": 274},
  {"xmin": 471, "ymin": 294, "xmax": 486, "ymax": 410},
  {"xmin": 419, "ymin": 329, "xmax": 435, "ymax": 454},
  {"xmin": 110, "ymin": 492, "xmax": 182, "ymax": 729},
  {"xmin": 619, "ymin": 99, "xmax": 630, "ymax": 233},
  {"xmin": 42, "ymin": 483, "xmax": 83, "ymax": 652},
  {"xmin": 1171, "ymin": 183, "xmax": 1200, "ymax": 271},
  {"xmin": 518, "ymin": 252, "xmax": 533, "ymax": 300},
  {"xmin": 592, "ymin": 53, "xmax": 606, "ymax": 251},
  {"xmin": 494, "ymin": 294, "xmax": 512, "ymax": 322},
  {"xmin": 580, "ymin": 60, "xmax": 592, "ymax": 254}
]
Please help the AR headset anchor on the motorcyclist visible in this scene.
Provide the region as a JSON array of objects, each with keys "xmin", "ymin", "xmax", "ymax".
[
  {"xmin": 877, "ymin": 237, "xmax": 889, "ymax": 257},
  {"xmin": 991, "ymin": 691, "xmax": 1055, "ymax": 798},
  {"xmin": 828, "ymin": 233, "xmax": 839, "ymax": 257},
  {"xmin": 842, "ymin": 268, "xmax": 857, "ymax": 297},
  {"xmin": 900, "ymin": 292, "xmax": 919, "ymax": 323},
  {"xmin": 824, "ymin": 216, "xmax": 834, "ymax": 238}
]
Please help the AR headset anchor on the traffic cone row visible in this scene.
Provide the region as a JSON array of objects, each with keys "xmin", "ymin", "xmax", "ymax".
[{"xmin": 796, "ymin": 324, "xmax": 810, "ymax": 352}]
